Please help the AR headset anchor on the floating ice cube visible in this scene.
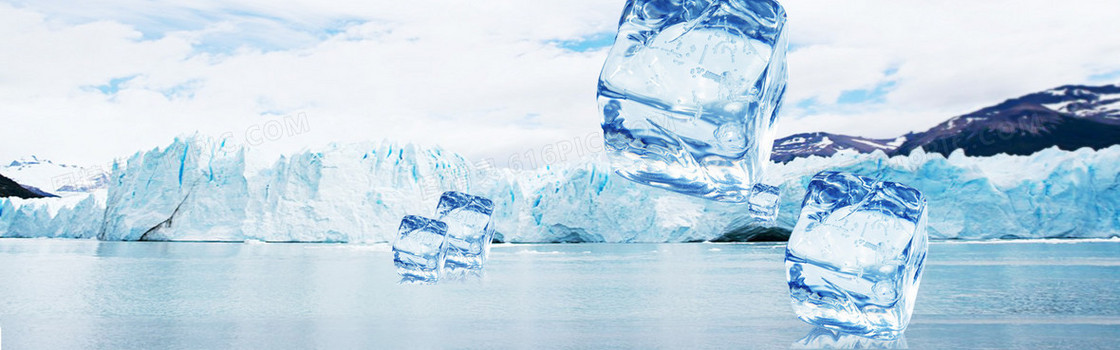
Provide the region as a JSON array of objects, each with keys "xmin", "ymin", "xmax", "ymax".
[
  {"xmin": 392, "ymin": 215, "xmax": 449, "ymax": 284},
  {"xmin": 785, "ymin": 171, "xmax": 928, "ymax": 339},
  {"xmin": 747, "ymin": 183, "xmax": 781, "ymax": 225},
  {"xmin": 436, "ymin": 191, "xmax": 495, "ymax": 278},
  {"xmin": 598, "ymin": 0, "xmax": 788, "ymax": 202}
]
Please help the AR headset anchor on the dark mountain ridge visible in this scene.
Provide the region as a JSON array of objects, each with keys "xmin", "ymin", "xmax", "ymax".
[
  {"xmin": 772, "ymin": 84, "xmax": 1120, "ymax": 162},
  {"xmin": 0, "ymin": 173, "xmax": 54, "ymax": 199}
]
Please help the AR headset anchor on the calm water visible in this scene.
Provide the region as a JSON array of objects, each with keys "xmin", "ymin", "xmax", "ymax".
[{"xmin": 0, "ymin": 239, "xmax": 1117, "ymax": 349}]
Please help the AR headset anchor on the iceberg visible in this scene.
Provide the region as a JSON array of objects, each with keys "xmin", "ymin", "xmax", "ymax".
[{"xmin": 1, "ymin": 135, "xmax": 1118, "ymax": 242}]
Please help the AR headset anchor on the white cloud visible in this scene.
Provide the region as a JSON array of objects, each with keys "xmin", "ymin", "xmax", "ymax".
[
  {"xmin": 0, "ymin": 1, "xmax": 621, "ymax": 165},
  {"xmin": 786, "ymin": 45, "xmax": 895, "ymax": 104},
  {"xmin": 780, "ymin": 0, "xmax": 1120, "ymax": 138},
  {"xmin": 0, "ymin": 0, "xmax": 1118, "ymax": 166}
]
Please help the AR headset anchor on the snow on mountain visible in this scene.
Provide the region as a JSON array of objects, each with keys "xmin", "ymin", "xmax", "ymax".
[
  {"xmin": 2, "ymin": 136, "xmax": 1118, "ymax": 242},
  {"xmin": 1032, "ymin": 85, "xmax": 1120, "ymax": 123},
  {"xmin": 1, "ymin": 156, "xmax": 110, "ymax": 195}
]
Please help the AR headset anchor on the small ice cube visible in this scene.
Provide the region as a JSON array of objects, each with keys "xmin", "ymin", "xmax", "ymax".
[
  {"xmin": 436, "ymin": 191, "xmax": 495, "ymax": 278},
  {"xmin": 747, "ymin": 183, "xmax": 781, "ymax": 225},
  {"xmin": 785, "ymin": 171, "xmax": 928, "ymax": 339},
  {"xmin": 392, "ymin": 215, "xmax": 449, "ymax": 284}
]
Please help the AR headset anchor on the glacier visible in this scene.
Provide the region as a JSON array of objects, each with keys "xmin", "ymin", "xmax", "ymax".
[{"xmin": 1, "ymin": 135, "xmax": 1118, "ymax": 242}]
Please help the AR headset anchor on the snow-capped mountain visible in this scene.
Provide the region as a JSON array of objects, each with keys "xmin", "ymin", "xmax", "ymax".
[
  {"xmin": 1, "ymin": 156, "xmax": 110, "ymax": 194},
  {"xmin": 895, "ymin": 85, "xmax": 1120, "ymax": 156},
  {"xmin": 772, "ymin": 84, "xmax": 1120, "ymax": 162}
]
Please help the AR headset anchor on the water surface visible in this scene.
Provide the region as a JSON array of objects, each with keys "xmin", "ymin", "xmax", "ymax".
[{"xmin": 0, "ymin": 239, "xmax": 1117, "ymax": 349}]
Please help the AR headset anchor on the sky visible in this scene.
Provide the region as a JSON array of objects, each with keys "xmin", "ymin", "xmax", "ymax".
[{"xmin": 1, "ymin": 0, "xmax": 1119, "ymax": 167}]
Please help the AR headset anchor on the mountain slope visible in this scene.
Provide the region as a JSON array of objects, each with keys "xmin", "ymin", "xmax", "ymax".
[
  {"xmin": 1, "ymin": 156, "xmax": 109, "ymax": 193},
  {"xmin": 894, "ymin": 103, "xmax": 1120, "ymax": 157},
  {"xmin": 773, "ymin": 84, "xmax": 1120, "ymax": 162},
  {"xmin": 0, "ymin": 173, "xmax": 53, "ymax": 199},
  {"xmin": 1013, "ymin": 84, "xmax": 1120, "ymax": 125}
]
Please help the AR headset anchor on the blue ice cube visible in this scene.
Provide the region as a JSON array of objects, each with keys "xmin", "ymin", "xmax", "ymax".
[
  {"xmin": 436, "ymin": 191, "xmax": 495, "ymax": 277},
  {"xmin": 785, "ymin": 171, "xmax": 928, "ymax": 339},
  {"xmin": 393, "ymin": 215, "xmax": 449, "ymax": 284},
  {"xmin": 747, "ymin": 183, "xmax": 781, "ymax": 225},
  {"xmin": 598, "ymin": 0, "xmax": 788, "ymax": 202}
]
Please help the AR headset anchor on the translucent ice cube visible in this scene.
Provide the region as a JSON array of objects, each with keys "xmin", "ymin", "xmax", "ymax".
[
  {"xmin": 598, "ymin": 0, "xmax": 788, "ymax": 202},
  {"xmin": 785, "ymin": 171, "xmax": 928, "ymax": 339},
  {"xmin": 392, "ymin": 215, "xmax": 449, "ymax": 284},
  {"xmin": 436, "ymin": 191, "xmax": 495, "ymax": 277},
  {"xmin": 747, "ymin": 183, "xmax": 781, "ymax": 225}
]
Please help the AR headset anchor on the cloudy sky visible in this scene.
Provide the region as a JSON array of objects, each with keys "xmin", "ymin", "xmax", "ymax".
[{"xmin": 2, "ymin": 0, "xmax": 1119, "ymax": 166}]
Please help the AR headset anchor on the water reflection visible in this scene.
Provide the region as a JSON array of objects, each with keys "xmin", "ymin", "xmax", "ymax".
[
  {"xmin": 792, "ymin": 327, "xmax": 908, "ymax": 349},
  {"xmin": 399, "ymin": 271, "xmax": 486, "ymax": 285}
]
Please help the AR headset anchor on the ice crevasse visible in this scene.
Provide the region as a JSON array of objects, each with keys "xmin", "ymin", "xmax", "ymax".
[{"xmin": 1, "ymin": 136, "xmax": 1118, "ymax": 242}]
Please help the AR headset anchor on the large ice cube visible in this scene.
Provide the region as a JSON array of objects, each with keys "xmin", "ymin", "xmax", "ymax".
[
  {"xmin": 436, "ymin": 191, "xmax": 495, "ymax": 277},
  {"xmin": 598, "ymin": 0, "xmax": 788, "ymax": 202},
  {"xmin": 785, "ymin": 171, "xmax": 928, "ymax": 339},
  {"xmin": 393, "ymin": 215, "xmax": 449, "ymax": 284}
]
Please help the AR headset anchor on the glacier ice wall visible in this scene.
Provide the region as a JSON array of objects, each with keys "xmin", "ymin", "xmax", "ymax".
[
  {"xmin": 93, "ymin": 136, "xmax": 473, "ymax": 242},
  {"xmin": 1, "ymin": 136, "xmax": 1118, "ymax": 242},
  {"xmin": 0, "ymin": 190, "xmax": 105, "ymax": 239},
  {"xmin": 764, "ymin": 147, "xmax": 1120, "ymax": 239},
  {"xmin": 475, "ymin": 163, "xmax": 755, "ymax": 243}
]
